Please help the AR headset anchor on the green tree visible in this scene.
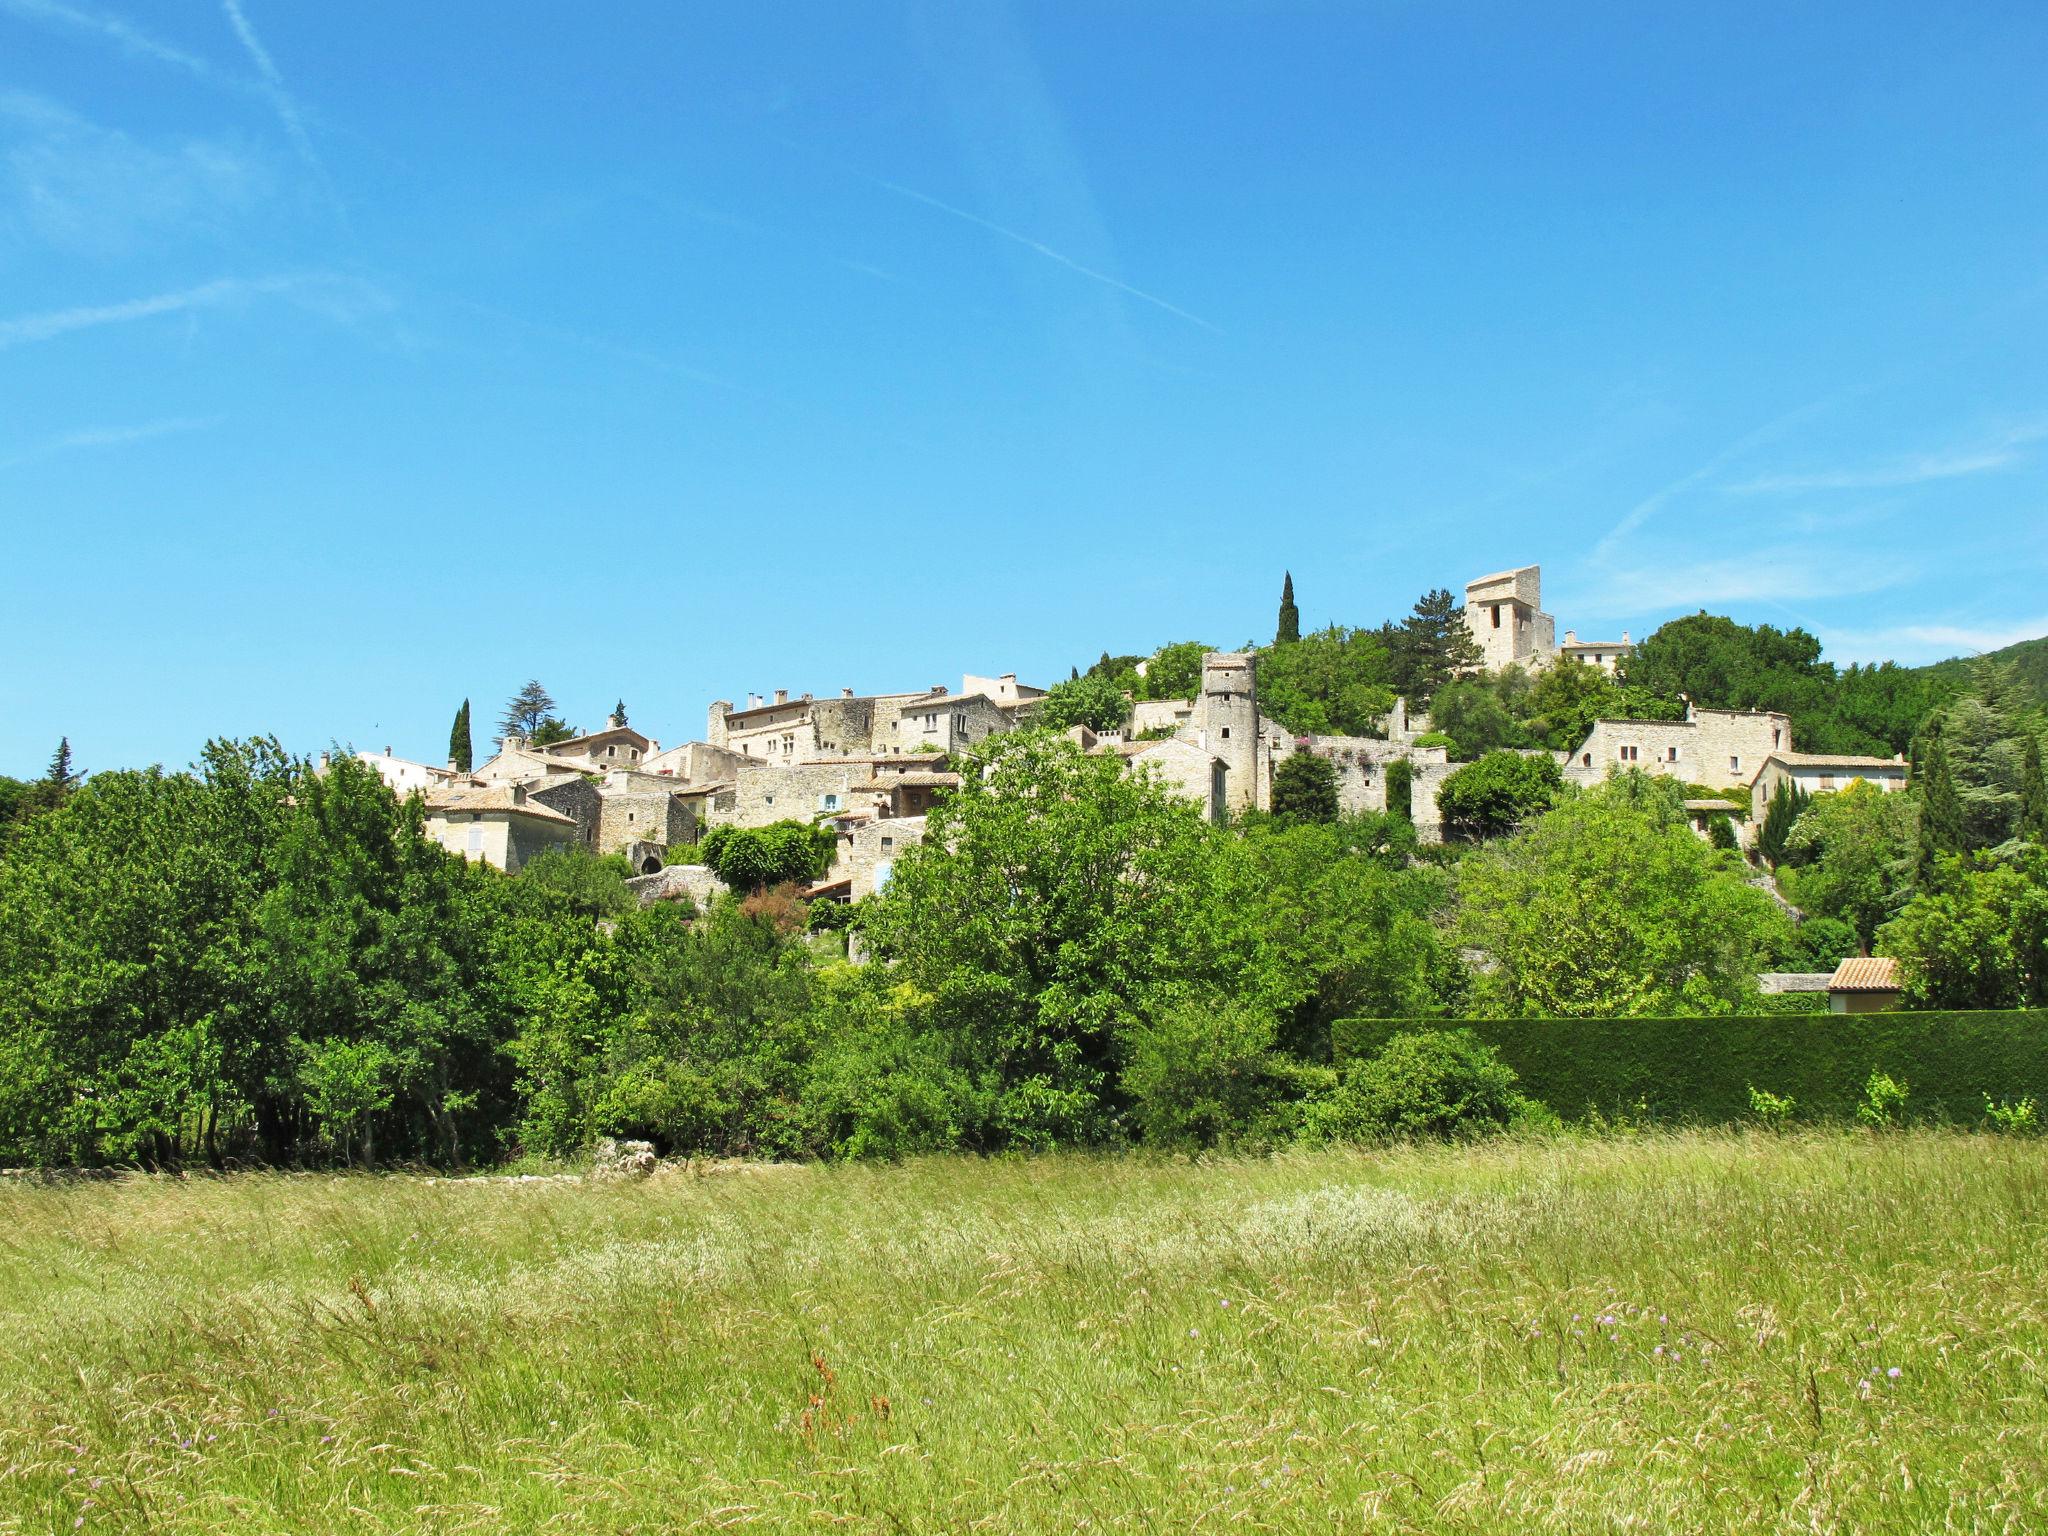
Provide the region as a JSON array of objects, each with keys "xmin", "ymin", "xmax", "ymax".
[
  {"xmin": 2022, "ymin": 734, "xmax": 2048, "ymax": 846},
  {"xmin": 1778, "ymin": 782, "xmax": 1917, "ymax": 948},
  {"xmin": 1276, "ymin": 571, "xmax": 1301, "ymax": 645},
  {"xmin": 448, "ymin": 700, "xmax": 473, "ymax": 774},
  {"xmin": 1455, "ymin": 773, "xmax": 1788, "ymax": 1017},
  {"xmin": 1138, "ymin": 641, "xmax": 1209, "ymax": 702},
  {"xmin": 1383, "ymin": 589, "xmax": 1481, "ymax": 704},
  {"xmin": 1520, "ymin": 659, "xmax": 1682, "ymax": 753},
  {"xmin": 527, "ymin": 718, "xmax": 578, "ymax": 747},
  {"xmin": 699, "ymin": 822, "xmax": 836, "ymax": 893},
  {"xmin": 1435, "ymin": 751, "xmax": 1563, "ymax": 840},
  {"xmin": 1428, "ymin": 680, "xmax": 1523, "ymax": 760},
  {"xmin": 1915, "ymin": 721, "xmax": 1965, "ymax": 886},
  {"xmin": 1271, "ymin": 753, "xmax": 1340, "ymax": 823},
  {"xmin": 0, "ymin": 775, "xmax": 31, "ymax": 829},
  {"xmin": 1037, "ymin": 673, "xmax": 1133, "ymax": 734},
  {"xmin": 1255, "ymin": 625, "xmax": 1396, "ymax": 736},
  {"xmin": 859, "ymin": 733, "xmax": 1249, "ymax": 1147},
  {"xmin": 612, "ymin": 699, "xmax": 629, "ymax": 727},
  {"xmin": 1880, "ymin": 852, "xmax": 2048, "ymax": 1010},
  {"xmin": 517, "ymin": 847, "xmax": 636, "ymax": 917},
  {"xmin": 1757, "ymin": 778, "xmax": 1808, "ymax": 867},
  {"xmin": 500, "ymin": 680, "xmax": 560, "ymax": 740}
]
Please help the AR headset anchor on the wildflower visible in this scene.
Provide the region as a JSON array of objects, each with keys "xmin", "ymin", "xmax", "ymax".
[
  {"xmin": 1654, "ymin": 1345, "xmax": 1664, "ymax": 1356},
  {"xmin": 1859, "ymin": 1378, "xmax": 1873, "ymax": 1397},
  {"xmin": 1887, "ymin": 1367, "xmax": 1902, "ymax": 1379},
  {"xmin": 1220, "ymin": 1299, "xmax": 1231, "ymax": 1309},
  {"xmin": 1189, "ymin": 1327, "xmax": 1199, "ymax": 1338},
  {"xmin": 1659, "ymin": 1314, "xmax": 1667, "ymax": 1324},
  {"xmin": 321, "ymin": 1436, "xmax": 334, "ymax": 1444}
]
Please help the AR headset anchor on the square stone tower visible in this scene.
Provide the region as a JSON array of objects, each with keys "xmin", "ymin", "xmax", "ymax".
[
  {"xmin": 1198, "ymin": 651, "xmax": 1260, "ymax": 817},
  {"xmin": 1464, "ymin": 565, "xmax": 1558, "ymax": 672}
]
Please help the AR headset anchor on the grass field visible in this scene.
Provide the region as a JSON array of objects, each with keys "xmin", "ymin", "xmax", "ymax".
[{"xmin": 2, "ymin": 1133, "xmax": 2045, "ymax": 1533}]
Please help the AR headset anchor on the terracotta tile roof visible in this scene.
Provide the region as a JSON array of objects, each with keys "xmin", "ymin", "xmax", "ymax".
[{"xmin": 1829, "ymin": 956, "xmax": 1902, "ymax": 992}]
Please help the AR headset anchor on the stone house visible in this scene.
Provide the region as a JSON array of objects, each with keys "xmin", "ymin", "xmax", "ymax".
[
  {"xmin": 1558, "ymin": 630, "xmax": 1632, "ymax": 673},
  {"xmin": 706, "ymin": 673, "xmax": 1040, "ymax": 761},
  {"xmin": 354, "ymin": 747, "xmax": 463, "ymax": 797},
  {"xmin": 1748, "ymin": 751, "xmax": 1909, "ymax": 821},
  {"xmin": 890, "ymin": 691, "xmax": 1013, "ymax": 754},
  {"xmin": 1462, "ymin": 564, "xmax": 1633, "ymax": 677},
  {"xmin": 1562, "ymin": 703, "xmax": 1792, "ymax": 793},
  {"xmin": 526, "ymin": 773, "xmax": 602, "ymax": 848},
  {"xmin": 1101, "ymin": 736, "xmax": 1231, "ymax": 823},
  {"xmin": 593, "ymin": 770, "xmax": 700, "ymax": 858},
  {"xmin": 421, "ymin": 782, "xmax": 578, "ymax": 873}
]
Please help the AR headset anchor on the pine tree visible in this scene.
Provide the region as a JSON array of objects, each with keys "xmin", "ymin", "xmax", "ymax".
[
  {"xmin": 498, "ymin": 680, "xmax": 558, "ymax": 740},
  {"xmin": 612, "ymin": 699, "xmax": 629, "ymax": 727},
  {"xmin": 1758, "ymin": 778, "xmax": 1807, "ymax": 867},
  {"xmin": 43, "ymin": 738, "xmax": 77, "ymax": 794},
  {"xmin": 1276, "ymin": 571, "xmax": 1301, "ymax": 645},
  {"xmin": 2020, "ymin": 733, "xmax": 2048, "ymax": 846},
  {"xmin": 1915, "ymin": 721, "xmax": 1965, "ymax": 886},
  {"xmin": 448, "ymin": 700, "xmax": 473, "ymax": 774},
  {"xmin": 1387, "ymin": 588, "xmax": 1482, "ymax": 702}
]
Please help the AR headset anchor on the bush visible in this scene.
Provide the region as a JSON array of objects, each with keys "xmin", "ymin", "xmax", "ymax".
[
  {"xmin": 1747, "ymin": 1084, "xmax": 1796, "ymax": 1129},
  {"xmin": 1303, "ymin": 1029, "xmax": 1534, "ymax": 1141},
  {"xmin": 1271, "ymin": 753, "xmax": 1340, "ymax": 824},
  {"xmin": 700, "ymin": 821, "xmax": 836, "ymax": 893},
  {"xmin": 1436, "ymin": 751, "xmax": 1564, "ymax": 840},
  {"xmin": 1856, "ymin": 1070, "xmax": 1909, "ymax": 1128},
  {"xmin": 1121, "ymin": 996, "xmax": 1304, "ymax": 1148},
  {"xmin": 1777, "ymin": 915, "xmax": 1861, "ymax": 973},
  {"xmin": 1983, "ymin": 1094, "xmax": 2039, "ymax": 1135}
]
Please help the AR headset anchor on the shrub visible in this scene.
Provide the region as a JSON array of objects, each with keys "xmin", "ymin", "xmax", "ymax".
[
  {"xmin": 1707, "ymin": 813, "xmax": 1738, "ymax": 851},
  {"xmin": 700, "ymin": 821, "xmax": 836, "ymax": 893},
  {"xmin": 1411, "ymin": 731, "xmax": 1457, "ymax": 751},
  {"xmin": 1303, "ymin": 1029, "xmax": 1532, "ymax": 1141},
  {"xmin": 1983, "ymin": 1094, "xmax": 2038, "ymax": 1135},
  {"xmin": 1271, "ymin": 753, "xmax": 1340, "ymax": 824},
  {"xmin": 1777, "ymin": 915, "xmax": 1861, "ymax": 973},
  {"xmin": 1856, "ymin": 1070, "xmax": 1909, "ymax": 1128},
  {"xmin": 1121, "ymin": 996, "xmax": 1301, "ymax": 1148},
  {"xmin": 1747, "ymin": 1084, "xmax": 1796, "ymax": 1129},
  {"xmin": 1436, "ymin": 750, "xmax": 1563, "ymax": 840}
]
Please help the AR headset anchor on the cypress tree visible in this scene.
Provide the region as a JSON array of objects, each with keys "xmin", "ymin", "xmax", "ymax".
[
  {"xmin": 612, "ymin": 699, "xmax": 629, "ymax": 727},
  {"xmin": 1276, "ymin": 571, "xmax": 1301, "ymax": 645},
  {"xmin": 448, "ymin": 700, "xmax": 473, "ymax": 774},
  {"xmin": 1916, "ymin": 721, "xmax": 1965, "ymax": 886},
  {"xmin": 2020, "ymin": 733, "xmax": 2048, "ymax": 846},
  {"xmin": 43, "ymin": 738, "xmax": 77, "ymax": 794},
  {"xmin": 1758, "ymin": 778, "xmax": 1806, "ymax": 867}
]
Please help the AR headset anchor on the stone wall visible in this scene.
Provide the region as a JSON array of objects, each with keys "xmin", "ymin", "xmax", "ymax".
[
  {"xmin": 1564, "ymin": 708, "xmax": 1791, "ymax": 792},
  {"xmin": 528, "ymin": 775, "xmax": 601, "ymax": 849}
]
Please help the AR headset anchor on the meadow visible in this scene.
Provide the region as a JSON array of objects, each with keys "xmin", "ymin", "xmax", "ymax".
[{"xmin": 2, "ymin": 1132, "xmax": 2044, "ymax": 1533}]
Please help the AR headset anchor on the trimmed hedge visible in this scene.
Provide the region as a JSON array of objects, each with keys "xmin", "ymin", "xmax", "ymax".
[{"xmin": 1331, "ymin": 1010, "xmax": 2048, "ymax": 1124}]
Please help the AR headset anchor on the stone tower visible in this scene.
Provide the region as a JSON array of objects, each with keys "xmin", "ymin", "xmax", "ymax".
[{"xmin": 1199, "ymin": 651, "xmax": 1260, "ymax": 817}]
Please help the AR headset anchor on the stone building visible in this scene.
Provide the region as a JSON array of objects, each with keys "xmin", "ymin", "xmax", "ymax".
[
  {"xmin": 1747, "ymin": 751, "xmax": 1909, "ymax": 821},
  {"xmin": 593, "ymin": 770, "xmax": 700, "ymax": 858},
  {"xmin": 1464, "ymin": 565, "xmax": 1558, "ymax": 672},
  {"xmin": 1558, "ymin": 630, "xmax": 1632, "ymax": 673},
  {"xmin": 354, "ymin": 747, "xmax": 463, "ymax": 797},
  {"xmin": 1561, "ymin": 703, "xmax": 1792, "ymax": 793},
  {"xmin": 706, "ymin": 672, "xmax": 1041, "ymax": 762},
  {"xmin": 421, "ymin": 782, "xmax": 578, "ymax": 873}
]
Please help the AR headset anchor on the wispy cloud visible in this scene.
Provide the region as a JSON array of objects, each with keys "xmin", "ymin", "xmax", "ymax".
[
  {"xmin": 1567, "ymin": 548, "xmax": 1914, "ymax": 617},
  {"xmin": 218, "ymin": 0, "xmax": 329, "ymax": 193},
  {"xmin": 0, "ymin": 0, "xmax": 230, "ymax": 84},
  {"xmin": 1819, "ymin": 615, "xmax": 2048, "ymax": 666},
  {"xmin": 0, "ymin": 272, "xmax": 389, "ymax": 349},
  {"xmin": 1726, "ymin": 419, "xmax": 2048, "ymax": 495},
  {"xmin": 2, "ymin": 91, "xmax": 271, "ymax": 257},
  {"xmin": 871, "ymin": 175, "xmax": 1220, "ymax": 334},
  {"xmin": 0, "ymin": 415, "xmax": 222, "ymax": 470}
]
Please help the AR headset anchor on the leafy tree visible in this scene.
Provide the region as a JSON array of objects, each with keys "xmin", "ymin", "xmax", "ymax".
[
  {"xmin": 699, "ymin": 821, "xmax": 836, "ymax": 893},
  {"xmin": 500, "ymin": 680, "xmax": 559, "ymax": 740},
  {"xmin": 1436, "ymin": 751, "xmax": 1563, "ymax": 840},
  {"xmin": 0, "ymin": 775, "xmax": 33, "ymax": 829},
  {"xmin": 1137, "ymin": 641, "xmax": 1209, "ymax": 702},
  {"xmin": 1271, "ymin": 752, "xmax": 1339, "ymax": 823},
  {"xmin": 1428, "ymin": 680, "xmax": 1524, "ymax": 760},
  {"xmin": 1383, "ymin": 589, "xmax": 1481, "ymax": 704},
  {"xmin": 527, "ymin": 718, "xmax": 578, "ymax": 747},
  {"xmin": 1520, "ymin": 659, "xmax": 1682, "ymax": 753},
  {"xmin": 1880, "ymin": 852, "xmax": 2048, "ymax": 1010},
  {"xmin": 448, "ymin": 700, "xmax": 473, "ymax": 774},
  {"xmin": 517, "ymin": 847, "xmax": 636, "ymax": 917},
  {"xmin": 1778, "ymin": 782, "xmax": 1917, "ymax": 948},
  {"xmin": 1775, "ymin": 915, "xmax": 1861, "ymax": 973},
  {"xmin": 1276, "ymin": 571, "xmax": 1301, "ymax": 645},
  {"xmin": 1255, "ymin": 625, "xmax": 1396, "ymax": 736},
  {"xmin": 1384, "ymin": 758, "xmax": 1413, "ymax": 823},
  {"xmin": 1036, "ymin": 672, "xmax": 1133, "ymax": 734},
  {"xmin": 859, "ymin": 733, "xmax": 1250, "ymax": 1147},
  {"xmin": 1120, "ymin": 996, "xmax": 1300, "ymax": 1149},
  {"xmin": 1456, "ymin": 773, "xmax": 1789, "ymax": 1017}
]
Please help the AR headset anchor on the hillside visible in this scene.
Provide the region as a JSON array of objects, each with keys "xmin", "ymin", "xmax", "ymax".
[{"xmin": 1918, "ymin": 631, "xmax": 2048, "ymax": 711}]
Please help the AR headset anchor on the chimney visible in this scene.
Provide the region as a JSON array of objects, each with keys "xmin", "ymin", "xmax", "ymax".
[
  {"xmin": 1563, "ymin": 630, "xmax": 1576, "ymax": 646},
  {"xmin": 511, "ymin": 784, "xmax": 527, "ymax": 806},
  {"xmin": 749, "ymin": 693, "xmax": 764, "ymax": 709},
  {"xmin": 446, "ymin": 758, "xmax": 458, "ymax": 773},
  {"xmin": 842, "ymin": 686, "xmax": 854, "ymax": 698},
  {"xmin": 774, "ymin": 688, "xmax": 789, "ymax": 706},
  {"xmin": 318, "ymin": 750, "xmax": 331, "ymax": 770},
  {"xmin": 1622, "ymin": 630, "xmax": 1631, "ymax": 645},
  {"xmin": 384, "ymin": 745, "xmax": 393, "ymax": 757}
]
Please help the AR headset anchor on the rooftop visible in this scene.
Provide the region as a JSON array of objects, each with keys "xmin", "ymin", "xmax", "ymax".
[
  {"xmin": 423, "ymin": 784, "xmax": 579, "ymax": 826},
  {"xmin": 1766, "ymin": 752, "xmax": 1908, "ymax": 769},
  {"xmin": 1828, "ymin": 956, "xmax": 1902, "ymax": 993}
]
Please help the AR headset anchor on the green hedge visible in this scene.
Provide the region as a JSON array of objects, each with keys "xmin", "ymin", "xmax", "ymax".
[{"xmin": 1331, "ymin": 1010, "xmax": 2048, "ymax": 1124}]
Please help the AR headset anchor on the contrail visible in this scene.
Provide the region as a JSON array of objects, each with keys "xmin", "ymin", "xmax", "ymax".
[
  {"xmin": 0, "ymin": 0, "xmax": 227, "ymax": 83},
  {"xmin": 220, "ymin": 0, "xmax": 341, "ymax": 213},
  {"xmin": 0, "ymin": 417, "xmax": 223, "ymax": 470},
  {"xmin": 873, "ymin": 176, "xmax": 1220, "ymax": 333}
]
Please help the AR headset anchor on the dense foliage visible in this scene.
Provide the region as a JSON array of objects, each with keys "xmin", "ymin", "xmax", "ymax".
[{"xmin": 1436, "ymin": 750, "xmax": 1563, "ymax": 839}]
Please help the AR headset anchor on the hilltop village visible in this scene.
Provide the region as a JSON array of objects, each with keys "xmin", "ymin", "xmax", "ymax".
[{"xmin": 352, "ymin": 564, "xmax": 1911, "ymax": 905}]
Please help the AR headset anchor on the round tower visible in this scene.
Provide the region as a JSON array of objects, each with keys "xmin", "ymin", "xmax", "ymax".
[{"xmin": 1200, "ymin": 651, "xmax": 1260, "ymax": 817}]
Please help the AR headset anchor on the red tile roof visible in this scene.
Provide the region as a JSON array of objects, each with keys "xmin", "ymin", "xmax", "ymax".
[{"xmin": 1828, "ymin": 956, "xmax": 1902, "ymax": 992}]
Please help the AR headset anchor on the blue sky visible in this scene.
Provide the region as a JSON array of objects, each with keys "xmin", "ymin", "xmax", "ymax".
[{"xmin": 4, "ymin": 1, "xmax": 2047, "ymax": 777}]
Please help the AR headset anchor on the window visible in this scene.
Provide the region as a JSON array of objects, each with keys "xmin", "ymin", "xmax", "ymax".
[
  {"xmin": 1491, "ymin": 605, "xmax": 1501, "ymax": 629},
  {"xmin": 1729, "ymin": 756, "xmax": 1741, "ymax": 773},
  {"xmin": 626, "ymin": 812, "xmax": 634, "ymax": 823},
  {"xmin": 924, "ymin": 713, "xmax": 938, "ymax": 733},
  {"xmin": 881, "ymin": 836, "xmax": 893, "ymax": 851},
  {"xmin": 1666, "ymin": 746, "xmax": 1678, "ymax": 762},
  {"xmin": 1619, "ymin": 745, "xmax": 1638, "ymax": 762},
  {"xmin": 820, "ymin": 793, "xmax": 840, "ymax": 811},
  {"xmin": 1819, "ymin": 775, "xmax": 1836, "ymax": 791},
  {"xmin": 606, "ymin": 746, "xmax": 615, "ymax": 757},
  {"xmin": 765, "ymin": 793, "xmax": 775, "ymax": 807},
  {"xmin": 1773, "ymin": 729, "xmax": 1782, "ymax": 748},
  {"xmin": 1221, "ymin": 726, "xmax": 1231, "ymax": 739},
  {"xmin": 466, "ymin": 825, "xmax": 483, "ymax": 854},
  {"xmin": 1582, "ymin": 753, "xmax": 1592, "ymax": 767}
]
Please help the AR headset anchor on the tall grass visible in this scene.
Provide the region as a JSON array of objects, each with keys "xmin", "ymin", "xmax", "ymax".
[{"xmin": 2, "ymin": 1132, "xmax": 2044, "ymax": 1531}]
